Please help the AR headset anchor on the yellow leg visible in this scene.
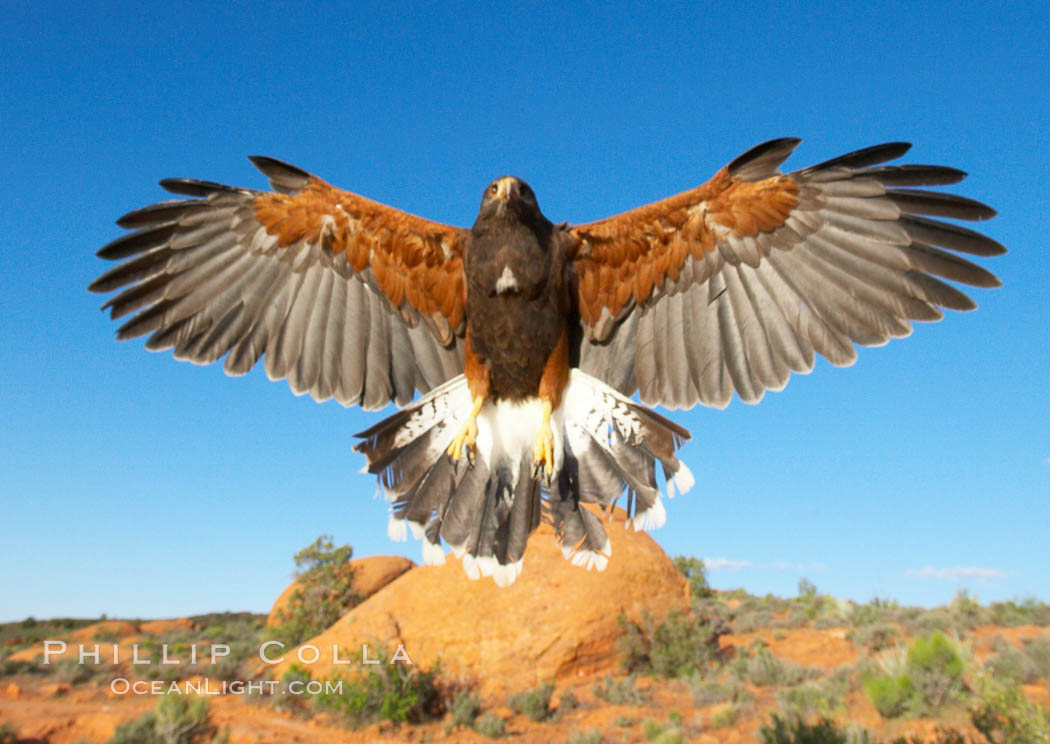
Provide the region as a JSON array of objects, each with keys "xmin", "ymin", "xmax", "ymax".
[
  {"xmin": 448, "ymin": 396, "xmax": 485, "ymax": 462},
  {"xmin": 533, "ymin": 400, "xmax": 555, "ymax": 475}
]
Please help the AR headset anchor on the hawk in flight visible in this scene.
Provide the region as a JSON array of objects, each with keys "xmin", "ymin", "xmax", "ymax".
[{"xmin": 90, "ymin": 139, "xmax": 1003, "ymax": 586}]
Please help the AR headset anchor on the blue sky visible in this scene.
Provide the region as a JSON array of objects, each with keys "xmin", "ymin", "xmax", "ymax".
[{"xmin": 2, "ymin": 1, "xmax": 1047, "ymax": 622}]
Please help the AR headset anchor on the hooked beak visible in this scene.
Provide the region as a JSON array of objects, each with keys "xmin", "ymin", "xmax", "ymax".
[{"xmin": 494, "ymin": 177, "xmax": 518, "ymax": 202}]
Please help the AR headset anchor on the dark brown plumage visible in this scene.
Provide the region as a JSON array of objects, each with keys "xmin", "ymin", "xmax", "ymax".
[
  {"xmin": 465, "ymin": 176, "xmax": 571, "ymax": 402},
  {"xmin": 89, "ymin": 139, "xmax": 1004, "ymax": 586}
]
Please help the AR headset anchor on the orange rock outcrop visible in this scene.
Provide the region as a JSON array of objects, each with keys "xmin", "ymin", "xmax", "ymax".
[{"xmin": 270, "ymin": 508, "xmax": 689, "ymax": 697}]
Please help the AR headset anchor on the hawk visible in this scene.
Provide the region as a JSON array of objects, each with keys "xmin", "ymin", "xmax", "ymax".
[{"xmin": 90, "ymin": 138, "xmax": 1003, "ymax": 586}]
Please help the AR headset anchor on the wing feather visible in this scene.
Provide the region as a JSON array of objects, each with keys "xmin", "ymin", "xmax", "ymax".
[
  {"xmin": 90, "ymin": 159, "xmax": 469, "ymax": 408},
  {"xmin": 734, "ymin": 264, "xmax": 792, "ymax": 392},
  {"xmin": 570, "ymin": 140, "xmax": 1002, "ymax": 408},
  {"xmin": 317, "ymin": 269, "xmax": 347, "ymax": 403},
  {"xmin": 716, "ymin": 272, "xmax": 761, "ymax": 403},
  {"xmin": 751, "ymin": 261, "xmax": 815, "ymax": 371},
  {"xmin": 360, "ymin": 286, "xmax": 391, "ymax": 409},
  {"xmin": 700, "ymin": 274, "xmax": 733, "ymax": 407},
  {"xmin": 298, "ymin": 263, "xmax": 335, "ymax": 396},
  {"xmin": 337, "ymin": 277, "xmax": 368, "ymax": 406}
]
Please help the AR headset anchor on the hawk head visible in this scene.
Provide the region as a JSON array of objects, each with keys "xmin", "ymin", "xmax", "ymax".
[{"xmin": 474, "ymin": 176, "xmax": 545, "ymax": 228}]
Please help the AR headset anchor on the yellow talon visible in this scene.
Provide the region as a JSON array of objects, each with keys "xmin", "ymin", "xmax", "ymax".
[
  {"xmin": 533, "ymin": 400, "xmax": 555, "ymax": 475},
  {"xmin": 448, "ymin": 396, "xmax": 484, "ymax": 461}
]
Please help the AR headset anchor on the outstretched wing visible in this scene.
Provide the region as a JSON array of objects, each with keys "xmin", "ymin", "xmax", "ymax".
[
  {"xmin": 89, "ymin": 157, "xmax": 468, "ymax": 409},
  {"xmin": 569, "ymin": 139, "xmax": 1004, "ymax": 409}
]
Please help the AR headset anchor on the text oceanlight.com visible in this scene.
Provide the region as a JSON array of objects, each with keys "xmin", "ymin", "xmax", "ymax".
[{"xmin": 109, "ymin": 678, "xmax": 344, "ymax": 696}]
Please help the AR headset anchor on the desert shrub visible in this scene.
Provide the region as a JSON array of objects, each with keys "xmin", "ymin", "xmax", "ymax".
[
  {"xmin": 198, "ymin": 616, "xmax": 263, "ymax": 645},
  {"xmin": 446, "ymin": 689, "xmax": 482, "ymax": 730},
  {"xmin": 735, "ymin": 608, "xmax": 775, "ymax": 633},
  {"xmin": 760, "ymin": 715, "xmax": 882, "ymax": 744},
  {"xmin": 688, "ymin": 674, "xmax": 753, "ymax": 706},
  {"xmin": 0, "ymin": 724, "xmax": 16, "ymax": 744},
  {"xmin": 106, "ymin": 694, "xmax": 224, "ymax": 744},
  {"xmin": 850, "ymin": 598, "xmax": 966, "ymax": 636},
  {"xmin": 985, "ymin": 643, "xmax": 1037, "ymax": 684},
  {"xmin": 948, "ymin": 590, "xmax": 989, "ymax": 629},
  {"xmin": 53, "ymin": 658, "xmax": 96, "ymax": 685},
  {"xmin": 1024, "ymin": 638, "xmax": 1050, "ymax": 680},
  {"xmin": 558, "ymin": 689, "xmax": 580, "ymax": 712},
  {"xmin": 312, "ymin": 656, "xmax": 442, "ymax": 726},
  {"xmin": 738, "ymin": 593, "xmax": 795, "ymax": 632},
  {"xmin": 690, "ymin": 590, "xmax": 791, "ymax": 634},
  {"xmin": 907, "ymin": 632, "xmax": 967, "ymax": 710},
  {"xmin": 863, "ymin": 671, "xmax": 915, "ymax": 719},
  {"xmin": 733, "ymin": 643, "xmax": 818, "ymax": 687},
  {"xmin": 474, "ymin": 713, "xmax": 505, "ymax": 738},
  {"xmin": 130, "ymin": 640, "xmax": 193, "ymax": 683},
  {"xmin": 759, "ymin": 714, "xmax": 853, "ymax": 744},
  {"xmin": 108, "ymin": 707, "xmax": 164, "ymax": 744},
  {"xmin": 986, "ymin": 598, "xmax": 1050, "ymax": 627},
  {"xmin": 133, "ymin": 659, "xmax": 185, "ymax": 684},
  {"xmin": 862, "ymin": 645, "xmax": 914, "ymax": 719},
  {"xmin": 776, "ymin": 673, "xmax": 849, "ymax": 721},
  {"xmin": 566, "ymin": 729, "xmax": 606, "ymax": 744},
  {"xmin": 849, "ymin": 597, "xmax": 905, "ymax": 628},
  {"xmin": 94, "ymin": 628, "xmax": 122, "ymax": 643},
  {"xmin": 592, "ymin": 675, "xmax": 650, "ymax": 705},
  {"xmin": 813, "ymin": 613, "xmax": 846, "ymax": 631},
  {"xmin": 269, "ymin": 535, "xmax": 361, "ymax": 647},
  {"xmin": 507, "ymin": 681, "xmax": 554, "ymax": 722},
  {"xmin": 190, "ymin": 612, "xmax": 264, "ymax": 634},
  {"xmin": 970, "ymin": 671, "xmax": 1050, "ymax": 744},
  {"xmin": 995, "ymin": 637, "xmax": 1046, "ymax": 678},
  {"xmin": 200, "ymin": 616, "xmax": 264, "ymax": 682},
  {"xmin": 843, "ymin": 728, "xmax": 878, "ymax": 744},
  {"xmin": 0, "ymin": 618, "xmax": 95, "ymax": 656},
  {"xmin": 673, "ymin": 556, "xmax": 711, "ymax": 598},
  {"xmin": 711, "ymin": 704, "xmax": 741, "ymax": 728},
  {"xmin": 272, "ymin": 665, "xmax": 311, "ymax": 715},
  {"xmin": 894, "ymin": 594, "xmax": 992, "ymax": 639},
  {"xmin": 864, "ymin": 633, "xmax": 968, "ymax": 718},
  {"xmin": 784, "ymin": 606, "xmax": 814, "ymax": 629},
  {"xmin": 2, "ymin": 657, "xmax": 39, "ymax": 675},
  {"xmin": 902, "ymin": 607, "xmax": 960, "ymax": 638},
  {"xmin": 205, "ymin": 648, "xmax": 250, "ymax": 684},
  {"xmin": 641, "ymin": 717, "xmax": 684, "ymax": 744},
  {"xmin": 784, "ymin": 589, "xmax": 848, "ymax": 630},
  {"xmin": 884, "ymin": 730, "xmax": 973, "ymax": 744},
  {"xmin": 848, "ymin": 623, "xmax": 901, "ymax": 654},
  {"xmin": 618, "ymin": 608, "xmax": 727, "ymax": 678}
]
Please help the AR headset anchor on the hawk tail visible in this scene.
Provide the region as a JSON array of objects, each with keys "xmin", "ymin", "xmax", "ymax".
[{"xmin": 354, "ymin": 371, "xmax": 692, "ymax": 586}]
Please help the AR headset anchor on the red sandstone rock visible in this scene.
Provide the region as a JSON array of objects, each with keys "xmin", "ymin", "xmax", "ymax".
[
  {"xmin": 139, "ymin": 617, "xmax": 196, "ymax": 635},
  {"xmin": 270, "ymin": 507, "xmax": 689, "ymax": 697}
]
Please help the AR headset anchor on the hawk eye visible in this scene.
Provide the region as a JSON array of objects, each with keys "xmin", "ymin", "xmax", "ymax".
[{"xmin": 489, "ymin": 183, "xmax": 499, "ymax": 195}]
